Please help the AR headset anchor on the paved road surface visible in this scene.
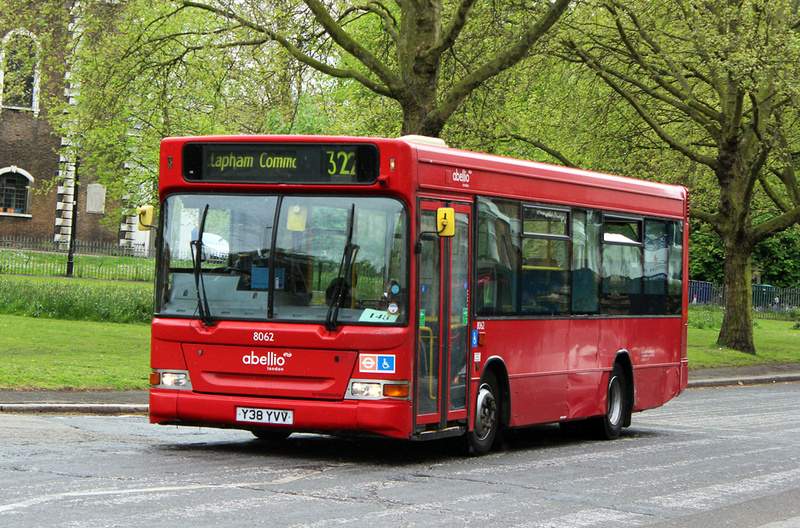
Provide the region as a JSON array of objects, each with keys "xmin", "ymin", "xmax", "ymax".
[{"xmin": 0, "ymin": 382, "xmax": 798, "ymax": 527}]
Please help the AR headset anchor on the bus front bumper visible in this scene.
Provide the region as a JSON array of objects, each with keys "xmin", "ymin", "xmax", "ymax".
[{"xmin": 150, "ymin": 389, "xmax": 413, "ymax": 440}]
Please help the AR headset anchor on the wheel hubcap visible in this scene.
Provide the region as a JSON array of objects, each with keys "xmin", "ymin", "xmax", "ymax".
[
  {"xmin": 474, "ymin": 383, "xmax": 497, "ymax": 441},
  {"xmin": 607, "ymin": 375, "xmax": 623, "ymax": 426}
]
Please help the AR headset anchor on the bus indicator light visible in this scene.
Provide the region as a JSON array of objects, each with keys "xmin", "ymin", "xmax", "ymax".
[{"xmin": 383, "ymin": 383, "xmax": 409, "ymax": 398}]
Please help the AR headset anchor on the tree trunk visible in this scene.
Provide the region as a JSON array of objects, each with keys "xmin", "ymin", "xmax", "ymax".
[
  {"xmin": 717, "ymin": 237, "xmax": 756, "ymax": 355},
  {"xmin": 397, "ymin": 1, "xmax": 442, "ymax": 137}
]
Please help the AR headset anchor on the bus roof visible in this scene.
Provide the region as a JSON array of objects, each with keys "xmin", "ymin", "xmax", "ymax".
[
  {"xmin": 395, "ymin": 137, "xmax": 687, "ymax": 217},
  {"xmin": 159, "ymin": 135, "xmax": 688, "ymax": 217}
]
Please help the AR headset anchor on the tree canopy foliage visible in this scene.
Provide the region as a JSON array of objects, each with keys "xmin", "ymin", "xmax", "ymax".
[
  {"xmin": 177, "ymin": 0, "xmax": 572, "ymax": 137},
  {"xmin": 561, "ymin": 0, "xmax": 800, "ymax": 353},
  {"xmin": 49, "ymin": 0, "xmax": 336, "ymax": 208},
  {"xmin": 50, "ymin": 0, "xmax": 572, "ymax": 207}
]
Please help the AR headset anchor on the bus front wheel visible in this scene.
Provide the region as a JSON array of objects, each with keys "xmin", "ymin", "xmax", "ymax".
[{"xmin": 467, "ymin": 371, "xmax": 501, "ymax": 456}]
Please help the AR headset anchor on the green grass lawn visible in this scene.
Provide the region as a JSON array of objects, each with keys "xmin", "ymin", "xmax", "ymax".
[
  {"xmin": 687, "ymin": 318, "xmax": 800, "ymax": 369},
  {"xmin": 0, "ymin": 313, "xmax": 798, "ymax": 391},
  {"xmin": 0, "ymin": 275, "xmax": 152, "ymax": 324},
  {"xmin": 0, "ymin": 315, "xmax": 149, "ymax": 390}
]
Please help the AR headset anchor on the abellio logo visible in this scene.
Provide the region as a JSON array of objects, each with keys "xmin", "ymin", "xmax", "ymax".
[
  {"xmin": 243, "ymin": 351, "xmax": 292, "ymax": 371},
  {"xmin": 452, "ymin": 169, "xmax": 471, "ymax": 184}
]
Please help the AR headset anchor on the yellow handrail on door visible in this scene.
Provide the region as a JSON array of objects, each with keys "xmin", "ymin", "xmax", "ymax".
[{"xmin": 419, "ymin": 326, "xmax": 437, "ymax": 399}]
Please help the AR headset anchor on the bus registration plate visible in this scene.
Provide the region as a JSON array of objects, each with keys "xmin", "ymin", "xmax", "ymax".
[{"xmin": 236, "ymin": 407, "xmax": 294, "ymax": 425}]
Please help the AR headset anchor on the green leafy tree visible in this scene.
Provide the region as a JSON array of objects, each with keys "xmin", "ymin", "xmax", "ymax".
[
  {"xmin": 564, "ymin": 0, "xmax": 800, "ymax": 354},
  {"xmin": 177, "ymin": 0, "xmax": 572, "ymax": 137},
  {"xmin": 49, "ymin": 0, "xmax": 335, "ymax": 211},
  {"xmin": 753, "ymin": 225, "xmax": 800, "ymax": 287},
  {"xmin": 53, "ymin": 0, "xmax": 573, "ymax": 213},
  {"xmin": 1, "ymin": 31, "xmax": 38, "ymax": 107}
]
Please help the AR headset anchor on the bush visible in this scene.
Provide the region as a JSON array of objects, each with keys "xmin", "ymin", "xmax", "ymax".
[{"xmin": 0, "ymin": 276, "xmax": 152, "ymax": 324}]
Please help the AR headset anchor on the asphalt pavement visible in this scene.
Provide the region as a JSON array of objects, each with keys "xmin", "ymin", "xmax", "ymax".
[{"xmin": 0, "ymin": 363, "xmax": 799, "ymax": 415}]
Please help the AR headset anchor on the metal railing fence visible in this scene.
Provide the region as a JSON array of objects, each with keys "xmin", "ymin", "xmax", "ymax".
[
  {"xmin": 690, "ymin": 280, "xmax": 800, "ymax": 321},
  {"xmin": 0, "ymin": 235, "xmax": 155, "ymax": 282}
]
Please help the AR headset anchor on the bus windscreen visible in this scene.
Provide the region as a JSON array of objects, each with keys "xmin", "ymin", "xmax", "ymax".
[{"xmin": 182, "ymin": 142, "xmax": 379, "ymax": 184}]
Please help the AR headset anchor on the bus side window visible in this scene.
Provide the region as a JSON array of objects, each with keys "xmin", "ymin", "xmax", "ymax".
[
  {"xmin": 521, "ymin": 206, "xmax": 570, "ymax": 316},
  {"xmin": 643, "ymin": 220, "xmax": 669, "ymax": 314},
  {"xmin": 476, "ymin": 197, "xmax": 520, "ymax": 316},
  {"xmin": 571, "ymin": 210, "xmax": 601, "ymax": 314},
  {"xmin": 602, "ymin": 217, "xmax": 644, "ymax": 315},
  {"xmin": 667, "ymin": 221, "xmax": 684, "ymax": 315},
  {"xmin": 521, "ymin": 239, "xmax": 569, "ymax": 315}
]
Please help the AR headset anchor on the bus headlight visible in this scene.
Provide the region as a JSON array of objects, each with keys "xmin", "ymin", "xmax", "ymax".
[
  {"xmin": 351, "ymin": 382, "xmax": 382, "ymax": 398},
  {"xmin": 152, "ymin": 370, "xmax": 192, "ymax": 390}
]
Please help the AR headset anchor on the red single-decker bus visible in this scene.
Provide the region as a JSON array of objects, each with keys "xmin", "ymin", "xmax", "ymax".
[{"xmin": 142, "ymin": 135, "xmax": 688, "ymax": 455}]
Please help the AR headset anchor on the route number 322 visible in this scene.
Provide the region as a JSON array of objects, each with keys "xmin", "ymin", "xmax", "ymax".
[{"xmin": 327, "ymin": 150, "xmax": 356, "ymax": 176}]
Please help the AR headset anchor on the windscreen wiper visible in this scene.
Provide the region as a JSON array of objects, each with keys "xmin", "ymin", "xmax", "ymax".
[
  {"xmin": 325, "ymin": 204, "xmax": 357, "ymax": 331},
  {"xmin": 190, "ymin": 204, "xmax": 215, "ymax": 326},
  {"xmin": 267, "ymin": 197, "xmax": 283, "ymax": 319}
]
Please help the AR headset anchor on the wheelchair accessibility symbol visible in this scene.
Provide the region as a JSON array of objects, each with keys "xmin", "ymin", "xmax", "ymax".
[{"xmin": 359, "ymin": 354, "xmax": 395, "ymax": 374}]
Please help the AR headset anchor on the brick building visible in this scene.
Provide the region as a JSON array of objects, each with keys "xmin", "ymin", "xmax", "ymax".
[{"xmin": 0, "ymin": 3, "xmax": 146, "ymax": 250}]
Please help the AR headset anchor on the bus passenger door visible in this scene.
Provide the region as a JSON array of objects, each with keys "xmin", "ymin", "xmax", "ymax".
[{"xmin": 416, "ymin": 201, "xmax": 471, "ymax": 431}]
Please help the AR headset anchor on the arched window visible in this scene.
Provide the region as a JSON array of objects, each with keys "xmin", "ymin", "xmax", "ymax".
[
  {"xmin": 0, "ymin": 166, "xmax": 33, "ymax": 215},
  {"xmin": 1, "ymin": 29, "xmax": 40, "ymax": 116}
]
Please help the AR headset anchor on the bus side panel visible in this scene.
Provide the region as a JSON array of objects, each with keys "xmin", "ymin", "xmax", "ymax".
[
  {"xmin": 508, "ymin": 373, "xmax": 568, "ymax": 426},
  {"xmin": 565, "ymin": 318, "xmax": 603, "ymax": 419},
  {"xmin": 632, "ymin": 365, "xmax": 682, "ymax": 411},
  {"xmin": 477, "ymin": 319, "xmax": 585, "ymax": 427},
  {"xmin": 516, "ymin": 319, "xmax": 567, "ymax": 426},
  {"xmin": 476, "ymin": 316, "xmax": 684, "ymax": 428},
  {"xmin": 598, "ymin": 317, "xmax": 685, "ymax": 412},
  {"xmin": 566, "ymin": 371, "xmax": 605, "ymax": 420}
]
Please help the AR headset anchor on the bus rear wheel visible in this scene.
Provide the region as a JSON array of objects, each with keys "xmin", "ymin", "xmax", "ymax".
[
  {"xmin": 467, "ymin": 371, "xmax": 501, "ymax": 456},
  {"xmin": 592, "ymin": 364, "xmax": 627, "ymax": 439}
]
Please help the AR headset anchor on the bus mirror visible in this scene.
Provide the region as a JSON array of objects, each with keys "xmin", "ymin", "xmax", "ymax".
[
  {"xmin": 137, "ymin": 205, "xmax": 155, "ymax": 231},
  {"xmin": 287, "ymin": 205, "xmax": 308, "ymax": 232},
  {"xmin": 437, "ymin": 207, "xmax": 455, "ymax": 237}
]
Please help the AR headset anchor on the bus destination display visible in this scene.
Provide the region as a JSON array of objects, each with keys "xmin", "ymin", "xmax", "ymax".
[{"xmin": 182, "ymin": 142, "xmax": 379, "ymax": 184}]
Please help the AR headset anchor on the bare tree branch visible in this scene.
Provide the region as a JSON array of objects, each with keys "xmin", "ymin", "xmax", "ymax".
[
  {"xmin": 303, "ymin": 0, "xmax": 402, "ymax": 91},
  {"xmin": 182, "ymin": 0, "xmax": 396, "ymax": 97},
  {"xmin": 504, "ymin": 133, "xmax": 577, "ymax": 168},
  {"xmin": 424, "ymin": 0, "xmax": 479, "ymax": 60},
  {"xmin": 751, "ymin": 205, "xmax": 800, "ymax": 241},
  {"xmin": 690, "ymin": 207, "xmax": 718, "ymax": 226},
  {"xmin": 565, "ymin": 39, "xmax": 720, "ymax": 170},
  {"xmin": 428, "ymin": 0, "xmax": 572, "ymax": 132}
]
